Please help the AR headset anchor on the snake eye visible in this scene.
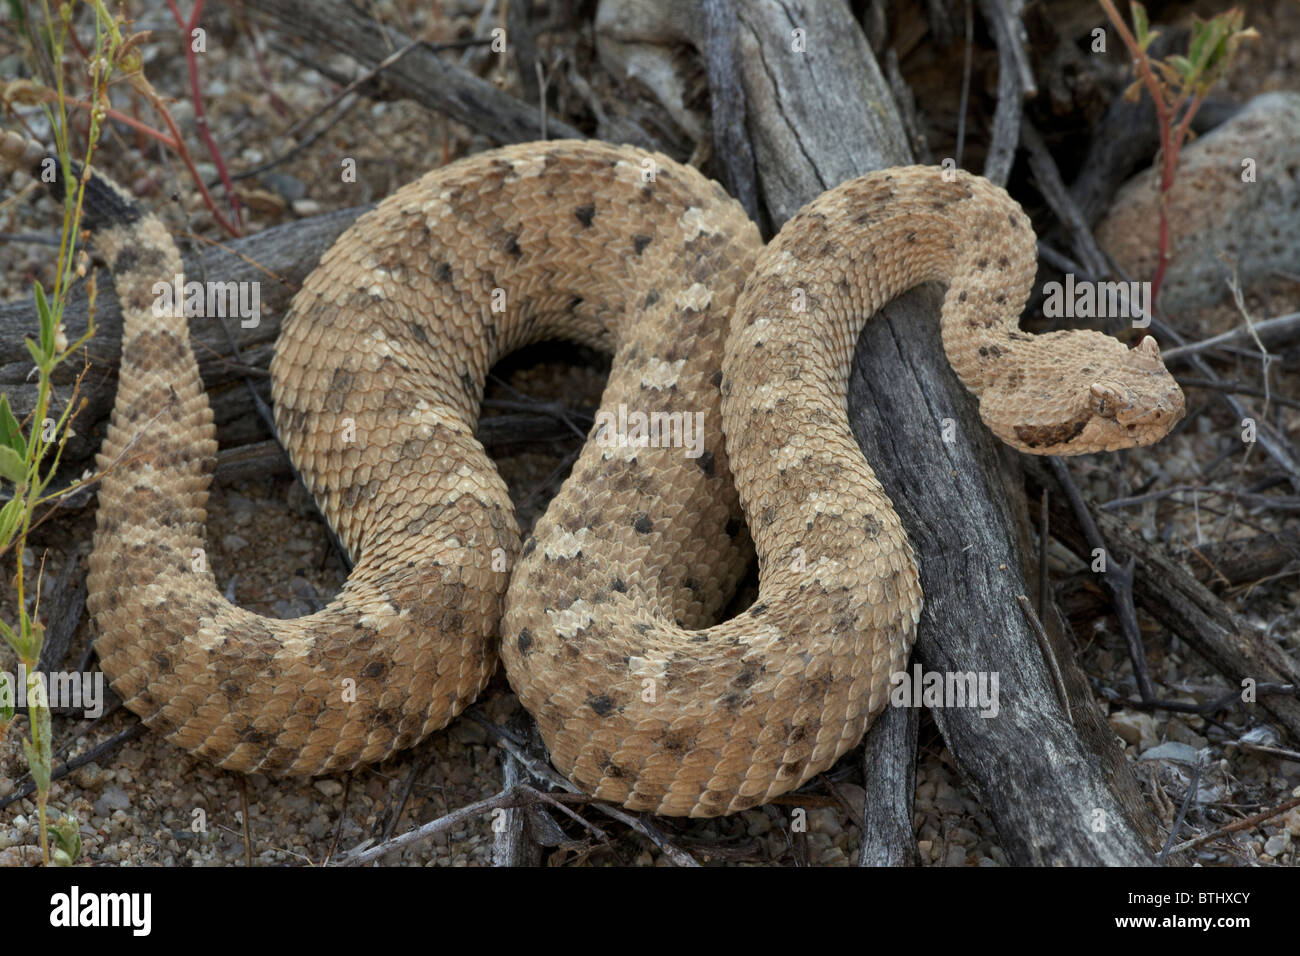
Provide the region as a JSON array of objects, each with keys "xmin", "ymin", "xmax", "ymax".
[{"xmin": 1089, "ymin": 383, "xmax": 1123, "ymax": 419}]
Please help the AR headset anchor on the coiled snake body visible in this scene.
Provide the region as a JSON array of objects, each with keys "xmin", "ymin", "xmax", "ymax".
[{"xmin": 6, "ymin": 136, "xmax": 1183, "ymax": 816}]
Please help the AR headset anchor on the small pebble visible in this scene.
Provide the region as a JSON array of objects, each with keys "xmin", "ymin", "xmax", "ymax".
[
  {"xmin": 1109, "ymin": 711, "xmax": 1159, "ymax": 751},
  {"xmin": 94, "ymin": 785, "xmax": 132, "ymax": 816},
  {"xmin": 313, "ymin": 779, "xmax": 343, "ymax": 798}
]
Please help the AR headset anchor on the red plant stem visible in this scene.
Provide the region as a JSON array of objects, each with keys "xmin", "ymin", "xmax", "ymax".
[
  {"xmin": 129, "ymin": 90, "xmax": 149, "ymax": 153},
  {"xmin": 45, "ymin": 87, "xmax": 240, "ymax": 237},
  {"xmin": 1099, "ymin": 0, "xmax": 1185, "ymax": 310},
  {"xmin": 1151, "ymin": 105, "xmax": 1175, "ymax": 307},
  {"xmin": 1148, "ymin": 86, "xmax": 1206, "ymax": 306},
  {"xmin": 65, "ymin": 13, "xmax": 92, "ymax": 63},
  {"xmin": 36, "ymin": 91, "xmax": 180, "ymax": 148},
  {"xmin": 166, "ymin": 0, "xmax": 244, "ymax": 234},
  {"xmin": 150, "ymin": 89, "xmax": 242, "ymax": 237}
]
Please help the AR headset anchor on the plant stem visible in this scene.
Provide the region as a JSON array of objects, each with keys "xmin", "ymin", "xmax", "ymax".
[
  {"xmin": 1098, "ymin": 0, "xmax": 1186, "ymax": 311},
  {"xmin": 167, "ymin": 0, "xmax": 244, "ymax": 232}
]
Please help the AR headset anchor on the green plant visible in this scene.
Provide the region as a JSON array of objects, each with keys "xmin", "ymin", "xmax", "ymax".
[
  {"xmin": 0, "ymin": 0, "xmax": 132, "ymax": 866},
  {"xmin": 1097, "ymin": 2, "xmax": 1257, "ymax": 309}
]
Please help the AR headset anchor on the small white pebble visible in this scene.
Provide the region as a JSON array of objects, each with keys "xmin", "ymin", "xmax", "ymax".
[
  {"xmin": 1263, "ymin": 832, "xmax": 1290, "ymax": 857},
  {"xmin": 313, "ymin": 779, "xmax": 344, "ymax": 798}
]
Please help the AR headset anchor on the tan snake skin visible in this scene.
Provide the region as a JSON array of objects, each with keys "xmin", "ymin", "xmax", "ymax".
[{"xmin": 4, "ymin": 135, "xmax": 1184, "ymax": 814}]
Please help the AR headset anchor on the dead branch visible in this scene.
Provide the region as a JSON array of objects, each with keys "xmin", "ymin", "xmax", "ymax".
[
  {"xmin": 977, "ymin": 0, "xmax": 1033, "ymax": 185},
  {"xmin": 1024, "ymin": 458, "xmax": 1300, "ymax": 741},
  {"xmin": 248, "ymin": 0, "xmax": 583, "ymax": 144}
]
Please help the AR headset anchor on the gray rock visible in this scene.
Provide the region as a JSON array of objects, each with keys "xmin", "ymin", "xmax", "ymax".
[
  {"xmin": 313, "ymin": 779, "xmax": 344, "ymax": 798},
  {"xmin": 94, "ymin": 785, "xmax": 131, "ymax": 816},
  {"xmin": 261, "ymin": 172, "xmax": 307, "ymax": 203},
  {"xmin": 1138, "ymin": 741, "xmax": 1204, "ymax": 765},
  {"xmin": 1239, "ymin": 725, "xmax": 1281, "ymax": 748},
  {"xmin": 1097, "ymin": 92, "xmax": 1300, "ymax": 313},
  {"xmin": 226, "ymin": 493, "xmax": 257, "ymax": 526}
]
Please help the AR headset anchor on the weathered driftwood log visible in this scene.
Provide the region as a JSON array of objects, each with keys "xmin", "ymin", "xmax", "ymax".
[
  {"xmin": 249, "ymin": 0, "xmax": 582, "ymax": 144},
  {"xmin": 1194, "ymin": 528, "xmax": 1300, "ymax": 592}
]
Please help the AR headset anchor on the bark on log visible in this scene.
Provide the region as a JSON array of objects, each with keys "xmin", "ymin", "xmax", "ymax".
[
  {"xmin": 731, "ymin": 0, "xmax": 1163, "ymax": 865},
  {"xmin": 249, "ymin": 0, "xmax": 583, "ymax": 144},
  {"xmin": 1194, "ymin": 528, "xmax": 1300, "ymax": 591}
]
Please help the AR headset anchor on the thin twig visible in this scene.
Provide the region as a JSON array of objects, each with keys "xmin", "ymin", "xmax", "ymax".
[
  {"xmin": 1019, "ymin": 119, "xmax": 1110, "ymax": 280},
  {"xmin": 466, "ymin": 712, "xmax": 701, "ymax": 867},
  {"xmin": 237, "ymin": 775, "xmax": 253, "ymax": 866},
  {"xmin": 334, "ymin": 785, "xmax": 570, "ymax": 866},
  {"xmin": 381, "ymin": 753, "xmax": 429, "ymax": 844},
  {"xmin": 976, "ymin": 0, "xmax": 1030, "ymax": 185},
  {"xmin": 1158, "ymin": 758, "xmax": 1204, "ymax": 864},
  {"xmin": 1166, "ymin": 791, "xmax": 1300, "ymax": 856},
  {"xmin": 954, "ymin": 0, "xmax": 973, "ymax": 168},
  {"xmin": 226, "ymin": 39, "xmax": 447, "ymax": 185},
  {"xmin": 1159, "ymin": 311, "xmax": 1300, "ymax": 364},
  {"xmin": 1051, "ymin": 456, "xmax": 1155, "ymax": 702},
  {"xmin": 0, "ymin": 720, "xmax": 144, "ymax": 812},
  {"xmin": 1037, "ymin": 487, "xmax": 1049, "ymax": 621},
  {"xmin": 1178, "ymin": 377, "xmax": 1300, "ymax": 411},
  {"xmin": 323, "ymin": 773, "xmax": 352, "ymax": 865}
]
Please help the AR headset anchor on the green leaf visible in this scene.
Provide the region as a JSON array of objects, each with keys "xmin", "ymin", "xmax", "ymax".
[
  {"xmin": 0, "ymin": 444, "xmax": 27, "ymax": 485},
  {"xmin": 23, "ymin": 735, "xmax": 50, "ymax": 793},
  {"xmin": 24, "ymin": 336, "xmax": 47, "ymax": 371},
  {"xmin": 25, "ymin": 663, "xmax": 52, "ymax": 797},
  {"xmin": 1167, "ymin": 55, "xmax": 1195, "ymax": 80},
  {"xmin": 34, "ymin": 280, "xmax": 54, "ymax": 362},
  {"xmin": 0, "ymin": 672, "xmax": 13, "ymax": 725},
  {"xmin": 0, "ymin": 616, "xmax": 17, "ymax": 655},
  {"xmin": 0, "ymin": 497, "xmax": 21, "ymax": 549},
  {"xmin": 1187, "ymin": 22, "xmax": 1209, "ymax": 67},
  {"xmin": 1195, "ymin": 26, "xmax": 1226, "ymax": 73},
  {"xmin": 28, "ymin": 618, "xmax": 45, "ymax": 670},
  {"xmin": 1131, "ymin": 2, "xmax": 1150, "ymax": 43},
  {"xmin": 0, "ymin": 395, "xmax": 26, "ymax": 459},
  {"xmin": 50, "ymin": 815, "xmax": 82, "ymax": 865}
]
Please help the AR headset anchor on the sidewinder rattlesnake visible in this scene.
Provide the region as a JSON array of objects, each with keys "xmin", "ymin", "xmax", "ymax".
[{"xmin": 2, "ymin": 134, "xmax": 1184, "ymax": 816}]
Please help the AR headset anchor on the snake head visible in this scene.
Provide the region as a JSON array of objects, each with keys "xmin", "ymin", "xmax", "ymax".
[
  {"xmin": 1083, "ymin": 335, "xmax": 1185, "ymax": 447},
  {"xmin": 1001, "ymin": 334, "xmax": 1185, "ymax": 455}
]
